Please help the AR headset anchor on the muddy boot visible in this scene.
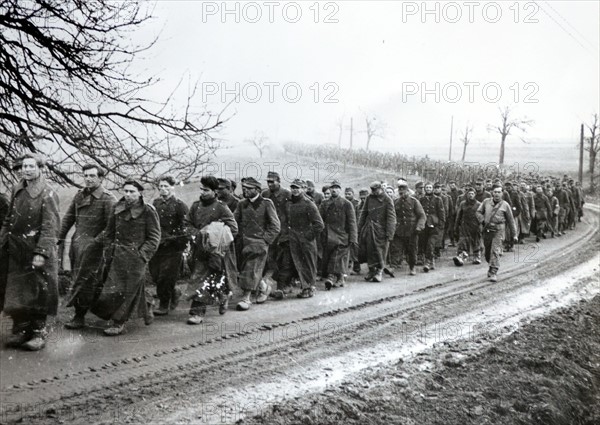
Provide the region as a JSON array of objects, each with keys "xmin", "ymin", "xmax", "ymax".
[
  {"xmin": 154, "ymin": 301, "xmax": 170, "ymax": 316},
  {"xmin": 364, "ymin": 268, "xmax": 376, "ymax": 282},
  {"xmin": 219, "ymin": 292, "xmax": 232, "ymax": 315},
  {"xmin": 170, "ymin": 287, "xmax": 182, "ymax": 311},
  {"xmin": 336, "ymin": 274, "xmax": 346, "ymax": 288},
  {"xmin": 65, "ymin": 309, "xmax": 86, "ymax": 329},
  {"xmin": 236, "ymin": 290, "xmax": 253, "ymax": 311},
  {"xmin": 22, "ymin": 329, "xmax": 48, "ymax": 351},
  {"xmin": 188, "ymin": 303, "xmax": 206, "ymax": 324},
  {"xmin": 372, "ymin": 269, "xmax": 383, "ymax": 282},
  {"xmin": 453, "ymin": 251, "xmax": 468, "ymax": 267},
  {"xmin": 144, "ymin": 303, "xmax": 154, "ymax": 326},
  {"xmin": 472, "ymin": 254, "xmax": 481, "ymax": 265},
  {"xmin": 256, "ymin": 279, "xmax": 272, "ymax": 304},
  {"xmin": 324, "ymin": 274, "xmax": 335, "ymax": 291},
  {"xmin": 352, "ymin": 262, "xmax": 361, "ymax": 275},
  {"xmin": 409, "ymin": 267, "xmax": 417, "ymax": 276}
]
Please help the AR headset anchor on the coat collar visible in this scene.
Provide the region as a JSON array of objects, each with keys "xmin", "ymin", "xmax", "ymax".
[
  {"xmin": 155, "ymin": 194, "xmax": 175, "ymax": 205},
  {"xmin": 115, "ymin": 197, "xmax": 145, "ymax": 218},
  {"xmin": 15, "ymin": 176, "xmax": 46, "ymax": 198}
]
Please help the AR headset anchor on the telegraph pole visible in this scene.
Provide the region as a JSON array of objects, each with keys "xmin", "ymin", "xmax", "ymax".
[{"xmin": 448, "ymin": 115, "xmax": 454, "ymax": 161}]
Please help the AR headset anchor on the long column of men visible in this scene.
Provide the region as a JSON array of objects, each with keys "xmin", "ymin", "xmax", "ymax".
[{"xmin": 0, "ymin": 154, "xmax": 585, "ymax": 350}]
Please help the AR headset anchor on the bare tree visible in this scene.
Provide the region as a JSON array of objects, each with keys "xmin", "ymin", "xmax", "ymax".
[
  {"xmin": 460, "ymin": 124, "xmax": 474, "ymax": 162},
  {"xmin": 363, "ymin": 113, "xmax": 386, "ymax": 151},
  {"xmin": 245, "ymin": 131, "xmax": 269, "ymax": 158},
  {"xmin": 0, "ymin": 0, "xmax": 225, "ymax": 186},
  {"xmin": 487, "ymin": 106, "xmax": 533, "ymax": 167},
  {"xmin": 584, "ymin": 113, "xmax": 600, "ymax": 192}
]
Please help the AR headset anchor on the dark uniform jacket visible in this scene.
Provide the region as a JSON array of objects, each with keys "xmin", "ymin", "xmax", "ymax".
[
  {"xmin": 59, "ymin": 185, "xmax": 116, "ymax": 269},
  {"xmin": 358, "ymin": 193, "xmax": 397, "ymax": 242},
  {"xmin": 474, "ymin": 190, "xmax": 492, "ymax": 203},
  {"xmin": 261, "ymin": 187, "xmax": 291, "ymax": 243},
  {"xmin": 153, "ymin": 195, "xmax": 189, "ymax": 249},
  {"xmin": 393, "ymin": 195, "xmax": 426, "ymax": 237},
  {"xmin": 419, "ymin": 194, "xmax": 446, "ymax": 229},
  {"xmin": 235, "ymin": 195, "xmax": 280, "ymax": 245},
  {"xmin": 219, "ymin": 193, "xmax": 240, "ymax": 214},
  {"xmin": 319, "ymin": 196, "xmax": 358, "ymax": 246},
  {"xmin": 455, "ymin": 198, "xmax": 482, "ymax": 235},
  {"xmin": 533, "ymin": 193, "xmax": 552, "ymax": 220}
]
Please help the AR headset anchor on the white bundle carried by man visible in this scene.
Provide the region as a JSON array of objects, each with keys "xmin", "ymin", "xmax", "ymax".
[{"xmin": 199, "ymin": 221, "xmax": 234, "ymax": 256}]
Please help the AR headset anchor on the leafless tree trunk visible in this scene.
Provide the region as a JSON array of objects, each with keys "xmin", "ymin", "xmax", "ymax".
[
  {"xmin": 363, "ymin": 114, "xmax": 386, "ymax": 151},
  {"xmin": 584, "ymin": 113, "xmax": 600, "ymax": 193},
  {"xmin": 487, "ymin": 106, "xmax": 533, "ymax": 167}
]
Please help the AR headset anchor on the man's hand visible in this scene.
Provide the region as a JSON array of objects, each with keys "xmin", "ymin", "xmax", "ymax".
[
  {"xmin": 32, "ymin": 254, "xmax": 45, "ymax": 268},
  {"xmin": 513, "ymin": 237, "xmax": 519, "ymax": 243}
]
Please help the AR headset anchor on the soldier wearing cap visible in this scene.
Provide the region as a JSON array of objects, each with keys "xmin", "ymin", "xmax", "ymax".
[
  {"xmin": 474, "ymin": 179, "xmax": 492, "ymax": 203},
  {"xmin": 305, "ymin": 180, "xmax": 324, "ymax": 206},
  {"xmin": 281, "ymin": 178, "xmax": 324, "ymax": 298},
  {"xmin": 235, "ymin": 177, "xmax": 280, "ymax": 309},
  {"xmin": 181, "ymin": 176, "xmax": 238, "ymax": 323},
  {"xmin": 476, "ymin": 184, "xmax": 518, "ymax": 282},
  {"xmin": 517, "ymin": 182, "xmax": 533, "ymax": 243},
  {"xmin": 453, "ymin": 186, "xmax": 482, "ymax": 266},
  {"xmin": 61, "ymin": 163, "xmax": 117, "ymax": 329},
  {"xmin": 357, "ymin": 181, "xmax": 396, "ymax": 282},
  {"xmin": 91, "ymin": 178, "xmax": 161, "ymax": 336},
  {"xmin": 419, "ymin": 182, "xmax": 446, "ymax": 272},
  {"xmin": 217, "ymin": 178, "xmax": 240, "ymax": 213},
  {"xmin": 261, "ymin": 171, "xmax": 292, "ymax": 296},
  {"xmin": 147, "ymin": 175, "xmax": 189, "ymax": 316},
  {"xmin": 389, "ymin": 179, "xmax": 426, "ymax": 276},
  {"xmin": 319, "ymin": 180, "xmax": 358, "ymax": 289},
  {"xmin": 414, "ymin": 181, "xmax": 425, "ymax": 198}
]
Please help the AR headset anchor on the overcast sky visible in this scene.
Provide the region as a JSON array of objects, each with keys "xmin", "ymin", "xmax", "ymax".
[{"xmin": 133, "ymin": 1, "xmax": 599, "ymax": 159}]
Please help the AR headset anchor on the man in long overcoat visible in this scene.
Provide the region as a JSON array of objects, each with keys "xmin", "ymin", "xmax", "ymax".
[
  {"xmin": 532, "ymin": 185, "xmax": 552, "ymax": 241},
  {"xmin": 319, "ymin": 180, "xmax": 358, "ymax": 289},
  {"xmin": 184, "ymin": 176, "xmax": 238, "ymax": 323},
  {"xmin": 286, "ymin": 179, "xmax": 324, "ymax": 297},
  {"xmin": 389, "ymin": 179, "xmax": 425, "ymax": 276},
  {"xmin": 235, "ymin": 177, "xmax": 280, "ymax": 309},
  {"xmin": 150, "ymin": 175, "xmax": 189, "ymax": 316},
  {"xmin": 0, "ymin": 154, "xmax": 60, "ymax": 351},
  {"xmin": 453, "ymin": 187, "xmax": 482, "ymax": 266},
  {"xmin": 419, "ymin": 183, "xmax": 445, "ymax": 272},
  {"xmin": 91, "ymin": 179, "xmax": 160, "ymax": 336},
  {"xmin": 61, "ymin": 163, "xmax": 117, "ymax": 329},
  {"xmin": 358, "ymin": 181, "xmax": 396, "ymax": 282},
  {"xmin": 261, "ymin": 171, "xmax": 292, "ymax": 296}
]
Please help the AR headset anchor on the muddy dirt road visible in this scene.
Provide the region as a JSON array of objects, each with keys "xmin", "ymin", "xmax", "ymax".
[{"xmin": 1, "ymin": 205, "xmax": 598, "ymax": 424}]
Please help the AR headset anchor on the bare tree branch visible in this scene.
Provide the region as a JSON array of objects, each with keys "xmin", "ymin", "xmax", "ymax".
[{"xmin": 0, "ymin": 0, "xmax": 226, "ymax": 187}]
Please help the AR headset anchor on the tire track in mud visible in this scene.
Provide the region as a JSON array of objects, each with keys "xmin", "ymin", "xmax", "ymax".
[{"xmin": 1, "ymin": 206, "xmax": 598, "ymax": 424}]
